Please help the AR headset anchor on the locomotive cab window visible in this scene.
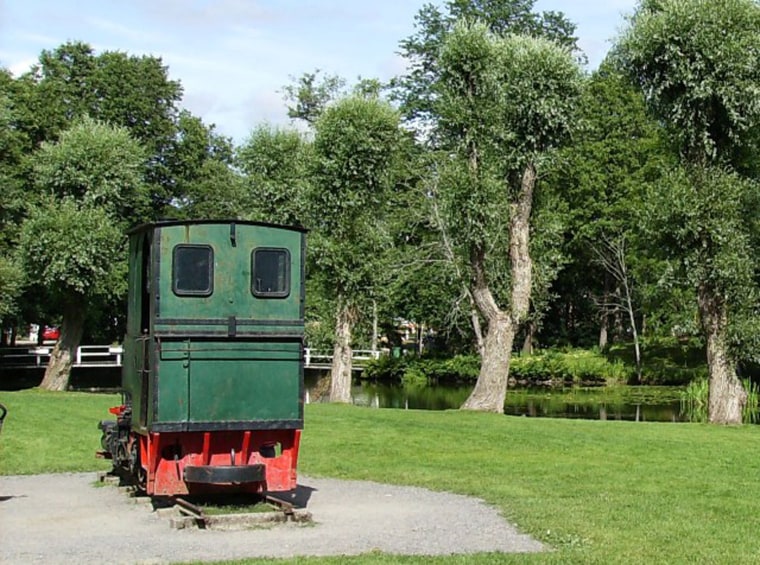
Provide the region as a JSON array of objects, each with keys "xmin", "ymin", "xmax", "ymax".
[
  {"xmin": 252, "ymin": 248, "xmax": 290, "ymax": 298},
  {"xmin": 172, "ymin": 244, "xmax": 214, "ymax": 296}
]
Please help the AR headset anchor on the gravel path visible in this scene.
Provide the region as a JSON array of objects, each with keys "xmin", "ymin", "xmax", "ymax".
[{"xmin": 0, "ymin": 472, "xmax": 544, "ymax": 564}]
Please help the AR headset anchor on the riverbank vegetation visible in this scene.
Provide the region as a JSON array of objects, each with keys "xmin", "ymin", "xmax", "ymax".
[
  {"xmin": 2, "ymin": 390, "xmax": 760, "ymax": 563},
  {"xmin": 363, "ymin": 337, "xmax": 708, "ymax": 387}
]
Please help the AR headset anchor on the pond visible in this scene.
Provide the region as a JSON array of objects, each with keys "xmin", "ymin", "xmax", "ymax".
[{"xmin": 305, "ymin": 373, "xmax": 687, "ymax": 422}]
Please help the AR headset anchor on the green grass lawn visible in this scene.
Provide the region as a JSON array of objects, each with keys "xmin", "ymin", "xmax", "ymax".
[{"xmin": 2, "ymin": 389, "xmax": 760, "ymax": 564}]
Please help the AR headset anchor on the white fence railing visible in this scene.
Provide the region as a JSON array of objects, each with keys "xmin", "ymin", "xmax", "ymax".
[
  {"xmin": 1, "ymin": 345, "xmax": 383, "ymax": 369},
  {"xmin": 0, "ymin": 345, "xmax": 123, "ymax": 368},
  {"xmin": 304, "ymin": 348, "xmax": 382, "ymax": 368}
]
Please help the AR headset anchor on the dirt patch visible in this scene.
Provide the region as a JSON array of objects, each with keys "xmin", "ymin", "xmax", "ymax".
[{"xmin": 0, "ymin": 472, "xmax": 544, "ymax": 563}]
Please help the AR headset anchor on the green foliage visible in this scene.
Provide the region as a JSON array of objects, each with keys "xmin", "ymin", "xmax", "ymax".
[
  {"xmin": 395, "ymin": 0, "xmax": 579, "ymax": 123},
  {"xmin": 0, "ymin": 255, "xmax": 24, "ymax": 323},
  {"xmin": 18, "ymin": 198, "xmax": 126, "ymax": 301},
  {"xmin": 510, "ymin": 350, "xmax": 628, "ymax": 385},
  {"xmin": 743, "ymin": 378, "xmax": 760, "ymax": 424},
  {"xmin": 19, "ymin": 40, "xmax": 218, "ymax": 218},
  {"xmin": 236, "ymin": 125, "xmax": 310, "ymax": 225},
  {"xmin": 437, "ymin": 23, "xmax": 582, "ymax": 166},
  {"xmin": 618, "ymin": 1, "xmax": 760, "ymax": 414},
  {"xmin": 29, "ymin": 41, "xmax": 182, "ymax": 150},
  {"xmin": 432, "ymin": 21, "xmax": 582, "ymax": 317},
  {"xmin": 31, "ymin": 116, "xmax": 148, "ymax": 223},
  {"xmin": 308, "ymin": 96, "xmax": 401, "ymax": 303},
  {"xmin": 162, "ymin": 110, "xmax": 242, "ymax": 220},
  {"xmin": 643, "ymin": 166, "xmax": 758, "ymax": 355},
  {"xmin": 543, "ymin": 62, "xmax": 673, "ymax": 347},
  {"xmin": 607, "ymin": 337, "xmax": 708, "ymax": 385},
  {"xmin": 399, "ymin": 366, "xmax": 429, "ymax": 388},
  {"xmin": 648, "ymin": 167, "xmax": 754, "ymax": 294},
  {"xmin": 363, "ymin": 354, "xmax": 409, "ymax": 380},
  {"xmin": 366, "ymin": 349, "xmax": 633, "ymax": 385},
  {"xmin": 0, "ymin": 80, "xmax": 32, "ymax": 250},
  {"xmin": 618, "ymin": 0, "xmax": 760, "ymax": 165},
  {"xmin": 16, "ymin": 117, "xmax": 142, "ymax": 328},
  {"xmin": 282, "ymin": 69, "xmax": 347, "ymax": 125}
]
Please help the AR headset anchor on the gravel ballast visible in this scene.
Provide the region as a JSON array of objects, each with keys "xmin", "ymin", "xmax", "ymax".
[{"xmin": 0, "ymin": 472, "xmax": 544, "ymax": 564}]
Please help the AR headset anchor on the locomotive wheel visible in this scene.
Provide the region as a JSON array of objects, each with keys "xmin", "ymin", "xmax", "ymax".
[
  {"xmin": 129, "ymin": 438, "xmax": 146, "ymax": 491},
  {"xmin": 184, "ymin": 464, "xmax": 265, "ymax": 484}
]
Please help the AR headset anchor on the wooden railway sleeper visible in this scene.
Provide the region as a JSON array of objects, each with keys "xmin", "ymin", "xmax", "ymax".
[
  {"xmin": 174, "ymin": 497, "xmax": 208, "ymax": 528},
  {"xmin": 265, "ymin": 493, "xmax": 295, "ymax": 520}
]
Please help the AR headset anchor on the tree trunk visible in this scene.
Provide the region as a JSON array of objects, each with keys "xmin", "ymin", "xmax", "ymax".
[
  {"xmin": 461, "ymin": 314, "xmax": 514, "ymax": 412},
  {"xmin": 39, "ymin": 299, "xmax": 86, "ymax": 391},
  {"xmin": 371, "ymin": 300, "xmax": 378, "ymax": 354},
  {"xmin": 471, "ymin": 304, "xmax": 485, "ymax": 357},
  {"xmin": 598, "ymin": 322, "xmax": 609, "ymax": 350},
  {"xmin": 698, "ymin": 285, "xmax": 746, "ymax": 424},
  {"xmin": 521, "ymin": 319, "xmax": 536, "ymax": 355},
  {"xmin": 461, "ymin": 163, "xmax": 535, "ymax": 413},
  {"xmin": 329, "ymin": 299, "xmax": 357, "ymax": 403},
  {"xmin": 613, "ymin": 286, "xmax": 624, "ymax": 340},
  {"xmin": 599, "ymin": 273, "xmax": 611, "ymax": 349},
  {"xmin": 616, "ymin": 246, "xmax": 642, "ymax": 383},
  {"xmin": 624, "ymin": 279, "xmax": 642, "ymax": 383}
]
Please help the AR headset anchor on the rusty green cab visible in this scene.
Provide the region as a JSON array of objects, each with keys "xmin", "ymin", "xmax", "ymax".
[{"xmin": 121, "ymin": 220, "xmax": 306, "ymax": 434}]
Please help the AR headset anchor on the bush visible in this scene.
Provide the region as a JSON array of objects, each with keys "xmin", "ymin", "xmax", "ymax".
[
  {"xmin": 364, "ymin": 349, "xmax": 632, "ymax": 385},
  {"xmin": 362, "ymin": 340, "xmax": 710, "ymax": 387},
  {"xmin": 511, "ymin": 350, "xmax": 630, "ymax": 385},
  {"xmin": 363, "ymin": 355, "xmax": 409, "ymax": 380}
]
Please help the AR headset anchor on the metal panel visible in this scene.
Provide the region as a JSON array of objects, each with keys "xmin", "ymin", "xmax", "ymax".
[
  {"xmin": 155, "ymin": 223, "xmax": 304, "ymax": 326},
  {"xmin": 154, "ymin": 339, "xmax": 302, "ymax": 425}
]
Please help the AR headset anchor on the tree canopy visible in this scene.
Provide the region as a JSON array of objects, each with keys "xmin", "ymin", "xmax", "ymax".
[
  {"xmin": 19, "ymin": 117, "xmax": 146, "ymax": 389},
  {"xmin": 618, "ymin": 0, "xmax": 760, "ymax": 423}
]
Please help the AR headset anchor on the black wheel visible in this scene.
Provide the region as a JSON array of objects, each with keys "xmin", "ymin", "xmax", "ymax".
[{"xmin": 129, "ymin": 438, "xmax": 147, "ymax": 491}]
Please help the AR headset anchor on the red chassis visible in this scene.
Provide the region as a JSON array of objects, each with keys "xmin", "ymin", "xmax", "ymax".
[{"xmin": 134, "ymin": 429, "xmax": 300, "ymax": 496}]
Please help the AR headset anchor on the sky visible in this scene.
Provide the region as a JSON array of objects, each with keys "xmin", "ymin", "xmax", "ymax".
[{"xmin": 0, "ymin": 0, "xmax": 637, "ymax": 144}]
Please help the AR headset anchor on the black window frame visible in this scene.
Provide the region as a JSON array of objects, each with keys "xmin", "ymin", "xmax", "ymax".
[
  {"xmin": 251, "ymin": 247, "xmax": 291, "ymax": 298},
  {"xmin": 172, "ymin": 244, "xmax": 214, "ymax": 297}
]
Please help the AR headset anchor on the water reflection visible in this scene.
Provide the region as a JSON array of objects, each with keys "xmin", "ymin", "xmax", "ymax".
[{"xmin": 305, "ymin": 373, "xmax": 687, "ymax": 423}]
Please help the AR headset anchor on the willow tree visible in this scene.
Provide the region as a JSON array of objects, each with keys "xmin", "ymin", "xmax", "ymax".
[
  {"xmin": 236, "ymin": 125, "xmax": 310, "ymax": 226},
  {"xmin": 434, "ymin": 22, "xmax": 582, "ymax": 412},
  {"xmin": 309, "ymin": 96, "xmax": 400, "ymax": 403},
  {"xmin": 19, "ymin": 117, "xmax": 147, "ymax": 390},
  {"xmin": 618, "ymin": 0, "xmax": 760, "ymax": 424}
]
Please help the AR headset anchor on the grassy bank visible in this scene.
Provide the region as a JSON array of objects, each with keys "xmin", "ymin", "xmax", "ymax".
[
  {"xmin": 0, "ymin": 389, "xmax": 118, "ymax": 475},
  {"xmin": 2, "ymin": 389, "xmax": 760, "ymax": 563}
]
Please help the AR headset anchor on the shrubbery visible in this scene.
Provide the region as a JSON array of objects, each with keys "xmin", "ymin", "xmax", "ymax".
[
  {"xmin": 364, "ymin": 349, "xmax": 634, "ymax": 386},
  {"xmin": 363, "ymin": 339, "xmax": 709, "ymax": 387}
]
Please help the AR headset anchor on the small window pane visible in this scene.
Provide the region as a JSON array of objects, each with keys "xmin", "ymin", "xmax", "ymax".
[
  {"xmin": 173, "ymin": 245, "xmax": 213, "ymax": 296},
  {"xmin": 252, "ymin": 248, "xmax": 290, "ymax": 298}
]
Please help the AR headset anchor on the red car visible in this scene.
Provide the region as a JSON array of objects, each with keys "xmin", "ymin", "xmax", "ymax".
[{"xmin": 42, "ymin": 326, "xmax": 60, "ymax": 341}]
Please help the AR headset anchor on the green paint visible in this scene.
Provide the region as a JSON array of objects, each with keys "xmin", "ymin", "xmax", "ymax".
[{"xmin": 121, "ymin": 221, "xmax": 305, "ymax": 430}]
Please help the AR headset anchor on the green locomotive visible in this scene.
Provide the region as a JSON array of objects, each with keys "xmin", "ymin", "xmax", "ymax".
[{"xmin": 99, "ymin": 220, "xmax": 306, "ymax": 496}]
